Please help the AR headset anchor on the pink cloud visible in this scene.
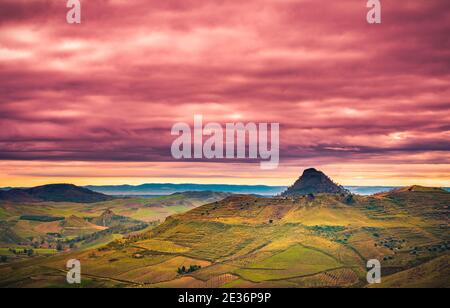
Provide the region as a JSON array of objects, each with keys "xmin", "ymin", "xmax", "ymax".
[{"xmin": 0, "ymin": 0, "xmax": 449, "ymax": 183}]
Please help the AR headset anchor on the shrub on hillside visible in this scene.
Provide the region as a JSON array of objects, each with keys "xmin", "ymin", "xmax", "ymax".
[{"xmin": 177, "ymin": 265, "xmax": 202, "ymax": 275}]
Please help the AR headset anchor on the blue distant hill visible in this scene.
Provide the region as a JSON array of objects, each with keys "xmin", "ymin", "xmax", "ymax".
[
  {"xmin": 83, "ymin": 184, "xmax": 449, "ymax": 196},
  {"xmin": 2, "ymin": 184, "xmax": 448, "ymax": 197},
  {"xmin": 85, "ymin": 184, "xmax": 287, "ymax": 196}
]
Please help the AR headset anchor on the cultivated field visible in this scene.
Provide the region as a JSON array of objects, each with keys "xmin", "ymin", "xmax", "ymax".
[
  {"xmin": 0, "ymin": 192, "xmax": 229, "ymax": 264},
  {"xmin": 0, "ymin": 187, "xmax": 448, "ymax": 288}
]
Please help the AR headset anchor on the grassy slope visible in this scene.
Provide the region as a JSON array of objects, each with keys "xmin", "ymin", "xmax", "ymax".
[
  {"xmin": 370, "ymin": 255, "xmax": 450, "ymax": 288},
  {"xmin": 0, "ymin": 192, "xmax": 227, "ymax": 245},
  {"xmin": 0, "ymin": 190, "xmax": 448, "ymax": 288}
]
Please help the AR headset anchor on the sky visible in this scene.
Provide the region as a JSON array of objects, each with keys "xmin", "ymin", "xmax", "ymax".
[{"xmin": 0, "ymin": 0, "xmax": 449, "ymax": 187}]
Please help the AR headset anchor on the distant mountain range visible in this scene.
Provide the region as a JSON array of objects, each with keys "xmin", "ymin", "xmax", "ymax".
[
  {"xmin": 84, "ymin": 183, "xmax": 287, "ymax": 196},
  {"xmin": 86, "ymin": 183, "xmax": 449, "ymax": 196},
  {"xmin": 0, "ymin": 184, "xmax": 450, "ymax": 197}
]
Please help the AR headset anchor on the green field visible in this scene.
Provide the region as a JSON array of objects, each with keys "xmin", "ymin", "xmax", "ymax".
[
  {"xmin": 236, "ymin": 244, "xmax": 342, "ymax": 282},
  {"xmin": 0, "ymin": 188, "xmax": 448, "ymax": 288}
]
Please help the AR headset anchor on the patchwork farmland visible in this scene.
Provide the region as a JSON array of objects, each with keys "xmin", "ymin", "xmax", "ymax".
[{"xmin": 0, "ymin": 186, "xmax": 448, "ymax": 288}]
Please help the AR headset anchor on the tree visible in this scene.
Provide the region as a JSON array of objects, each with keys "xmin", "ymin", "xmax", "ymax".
[{"xmin": 345, "ymin": 195, "xmax": 355, "ymax": 205}]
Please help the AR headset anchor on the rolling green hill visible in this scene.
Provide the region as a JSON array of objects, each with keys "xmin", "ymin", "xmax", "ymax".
[
  {"xmin": 0, "ymin": 191, "xmax": 231, "ymax": 266},
  {"xmin": 0, "ymin": 184, "xmax": 448, "ymax": 288}
]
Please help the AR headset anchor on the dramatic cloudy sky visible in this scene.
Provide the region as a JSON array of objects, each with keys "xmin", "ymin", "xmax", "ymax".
[{"xmin": 0, "ymin": 0, "xmax": 449, "ymax": 187}]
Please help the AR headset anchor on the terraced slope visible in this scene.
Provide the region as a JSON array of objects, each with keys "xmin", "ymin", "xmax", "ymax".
[{"xmin": 0, "ymin": 187, "xmax": 447, "ymax": 288}]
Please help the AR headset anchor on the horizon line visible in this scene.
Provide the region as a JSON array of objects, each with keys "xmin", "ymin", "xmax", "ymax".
[{"xmin": 2, "ymin": 182, "xmax": 449, "ymax": 189}]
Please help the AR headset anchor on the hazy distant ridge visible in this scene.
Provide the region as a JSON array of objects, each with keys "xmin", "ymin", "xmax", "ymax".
[
  {"xmin": 85, "ymin": 184, "xmax": 286, "ymax": 196},
  {"xmin": 84, "ymin": 183, "xmax": 450, "ymax": 196},
  {"xmin": 1, "ymin": 184, "xmax": 448, "ymax": 196}
]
